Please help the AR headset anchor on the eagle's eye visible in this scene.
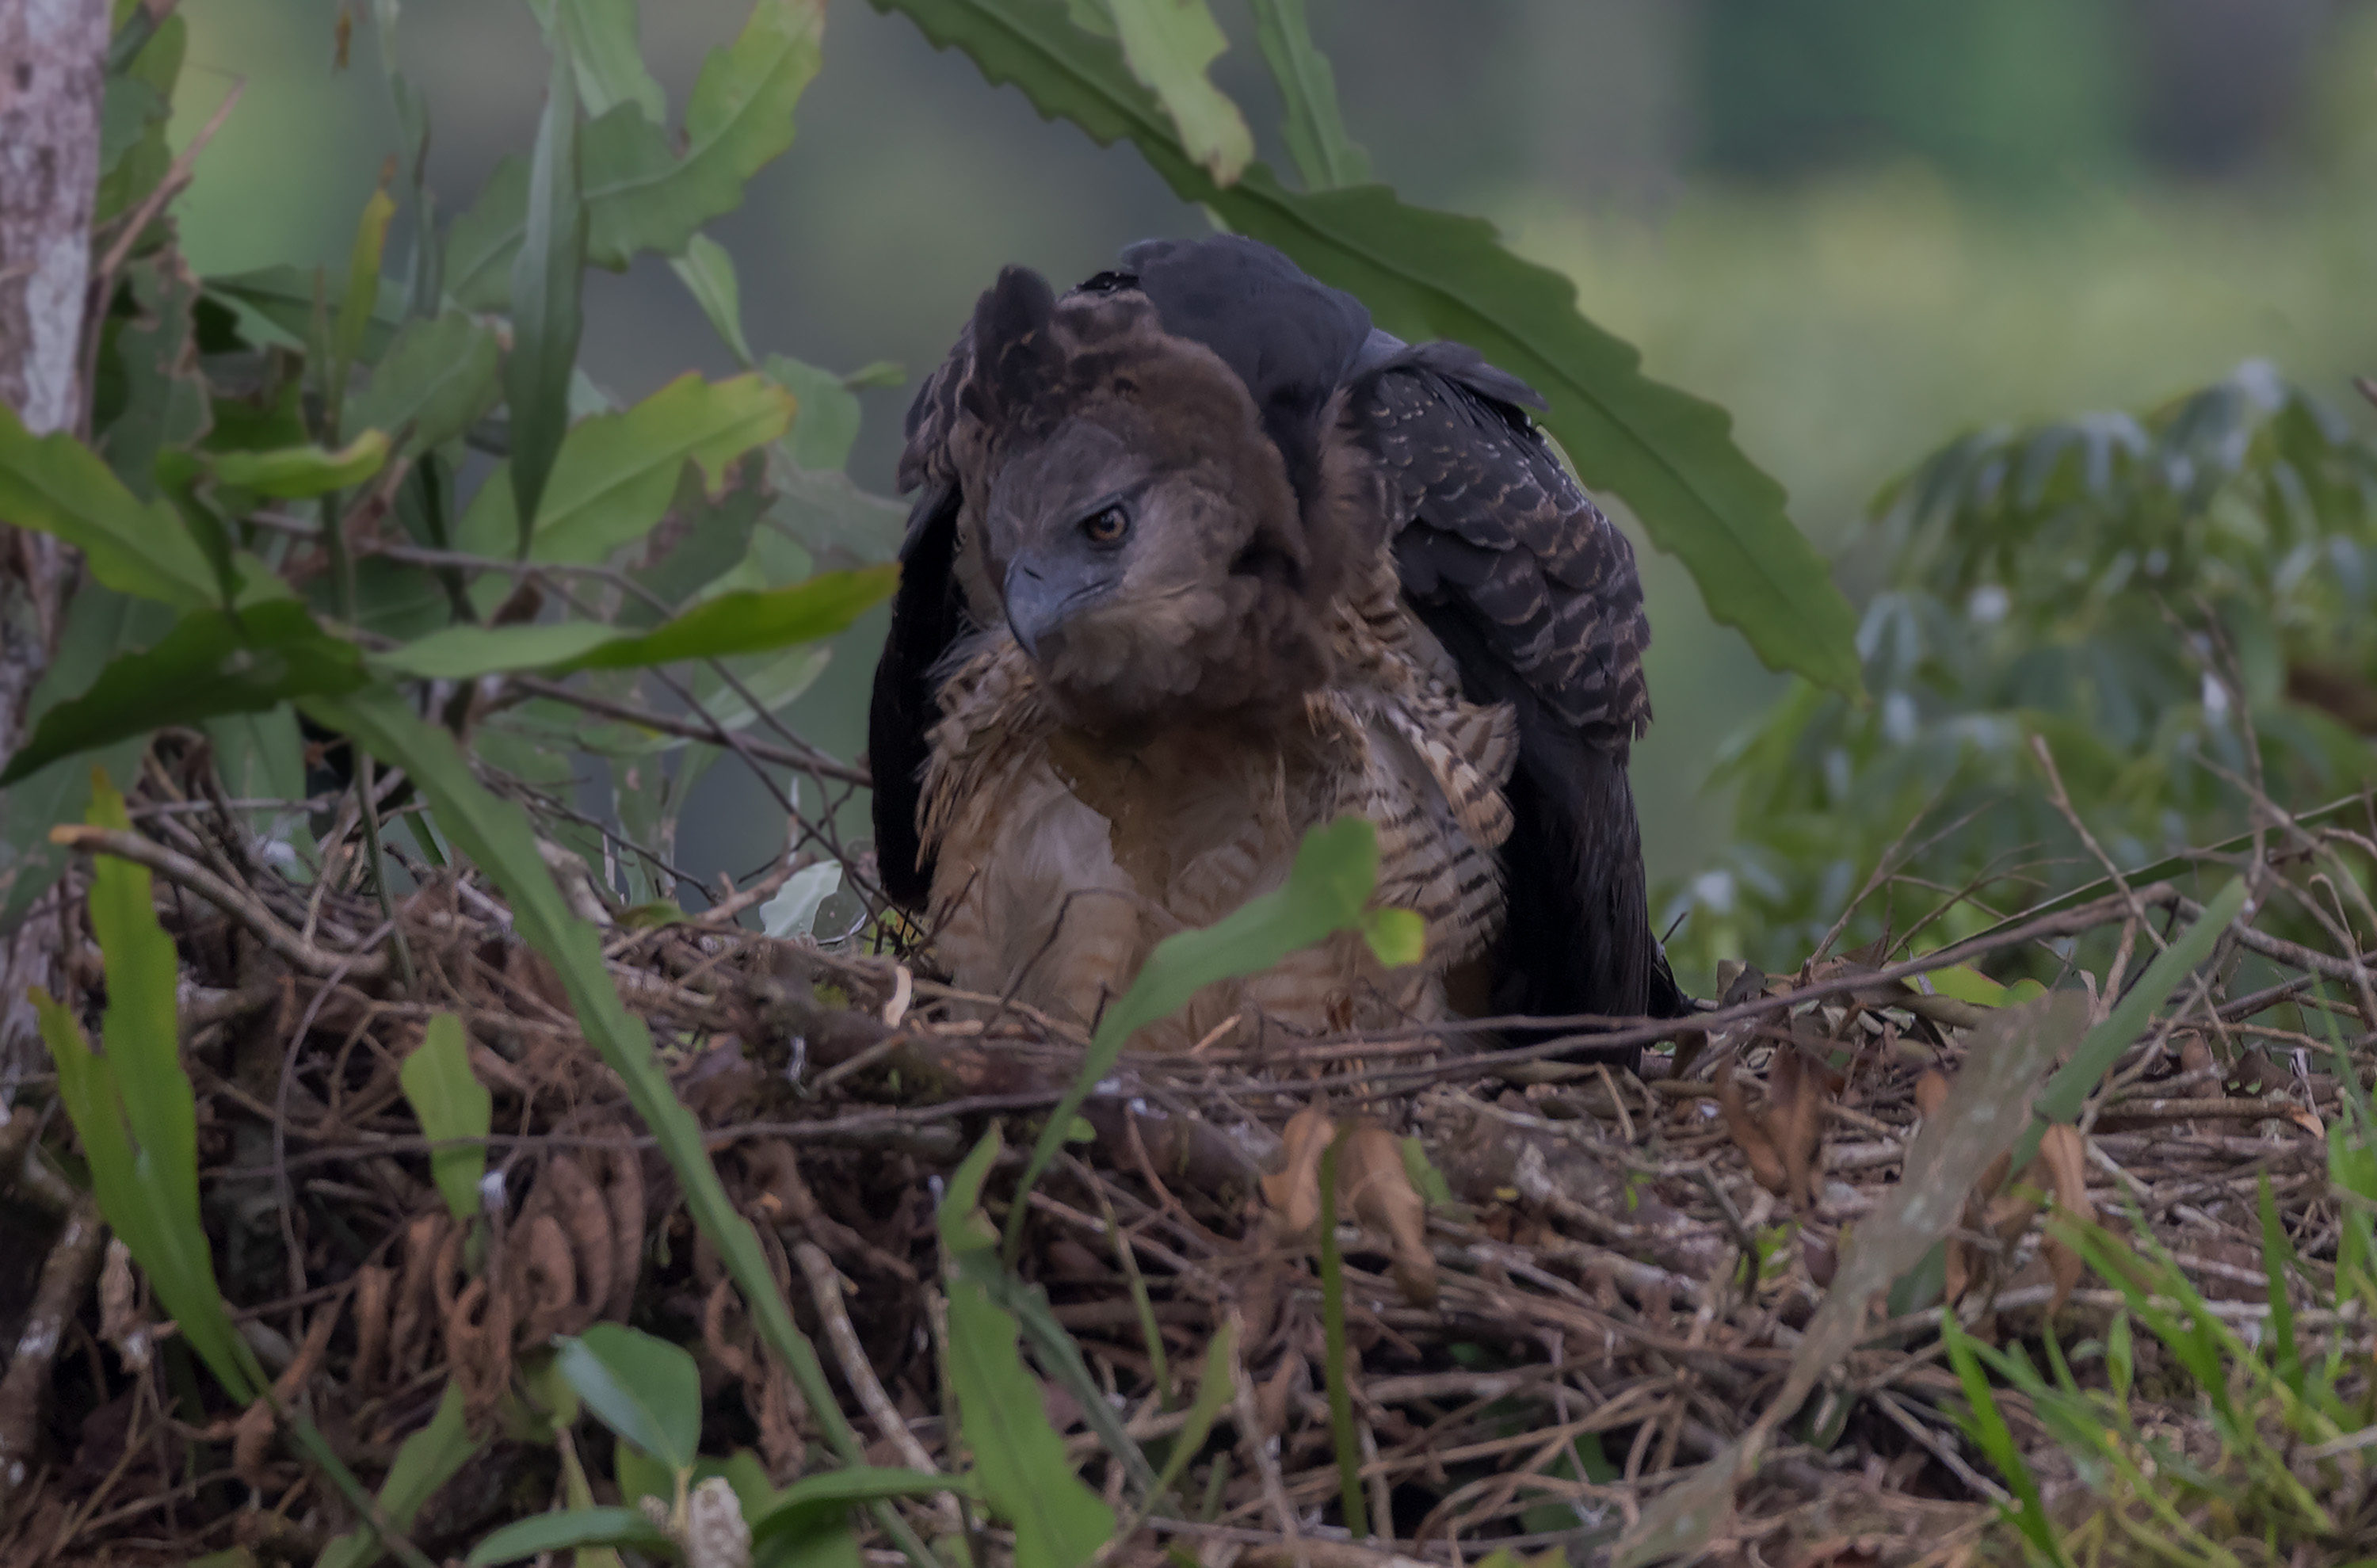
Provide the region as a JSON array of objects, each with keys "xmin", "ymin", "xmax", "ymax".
[{"xmin": 1080, "ymin": 505, "xmax": 1130, "ymax": 546}]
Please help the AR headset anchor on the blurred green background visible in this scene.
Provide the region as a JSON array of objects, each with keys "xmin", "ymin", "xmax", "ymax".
[{"xmin": 163, "ymin": 0, "xmax": 2377, "ymax": 988}]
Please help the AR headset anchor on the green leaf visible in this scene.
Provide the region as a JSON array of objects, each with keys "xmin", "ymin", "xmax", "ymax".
[
  {"xmin": 209, "ymin": 430, "xmax": 390, "ymax": 499},
  {"xmin": 333, "ymin": 186, "xmax": 399, "ymax": 423},
  {"xmin": 0, "ymin": 588, "xmax": 173, "ymax": 922},
  {"xmin": 870, "ymin": 0, "xmax": 1862, "ymax": 696},
  {"xmin": 583, "ymin": 0, "xmax": 822, "ymax": 265},
  {"xmin": 1004, "ymin": 815, "xmax": 1395, "ymax": 1257},
  {"xmin": 0, "ymin": 400, "xmax": 216, "ymax": 608},
  {"xmin": 938, "ymin": 1137, "xmax": 1119, "ymax": 1568},
  {"xmin": 1105, "ymin": 0, "xmax": 1251, "ymax": 185},
  {"xmin": 555, "ymin": 1324, "xmax": 703, "ymax": 1471},
  {"xmin": 319, "ymin": 1381, "xmax": 483, "ymax": 1568},
  {"xmin": 1150, "ymin": 1317, "xmax": 1236, "ymax": 1501},
  {"xmin": 509, "ymin": 36, "xmax": 589, "ymax": 547},
  {"xmin": 1246, "ymin": 0, "xmax": 1366, "ymax": 189},
  {"xmin": 39, "ymin": 772, "xmax": 264, "ymax": 1405},
  {"xmin": 452, "ymin": 0, "xmax": 822, "ymax": 303},
  {"xmin": 1942, "ymin": 1314, "xmax": 2070, "ymax": 1567},
  {"xmin": 0, "ymin": 601, "xmax": 367, "ymax": 787},
  {"xmin": 467, "ymin": 1509, "xmax": 677, "ymax": 1567},
  {"xmin": 457, "ymin": 372, "xmax": 798, "ymax": 565},
  {"xmin": 762, "ymin": 355, "xmax": 861, "ymax": 472},
  {"xmin": 532, "ymin": 0, "xmax": 667, "ymax": 120},
  {"xmin": 444, "ymin": 158, "xmax": 530, "ymax": 312},
  {"xmin": 1357, "ymin": 905, "xmax": 1424, "ymax": 967},
  {"xmin": 96, "ymin": 11, "xmax": 183, "ymax": 226},
  {"xmin": 208, "ymin": 265, "xmax": 403, "ymax": 362},
  {"xmin": 98, "ymin": 250, "xmax": 212, "ymax": 500},
  {"xmin": 376, "ymin": 622, "xmax": 621, "ymax": 681},
  {"xmin": 751, "ymin": 1469, "xmax": 970, "ymax": 1548},
  {"xmin": 2012, "ymin": 877, "xmax": 2246, "ymax": 1169},
  {"xmin": 376, "ymin": 567, "xmax": 894, "ymax": 681},
  {"xmin": 399, "ymin": 1014, "xmax": 492, "ymax": 1224},
  {"xmin": 675, "ymin": 233, "xmax": 756, "ymax": 366},
  {"xmin": 350, "ymin": 310, "xmax": 502, "ymax": 456},
  {"xmin": 305, "ymin": 682, "xmax": 914, "ymax": 1554},
  {"xmin": 567, "ymin": 567, "xmax": 895, "ymax": 667}
]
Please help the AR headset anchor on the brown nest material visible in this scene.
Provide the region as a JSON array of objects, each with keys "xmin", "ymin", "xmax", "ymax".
[{"xmin": 0, "ymin": 742, "xmax": 2371, "ymax": 1568}]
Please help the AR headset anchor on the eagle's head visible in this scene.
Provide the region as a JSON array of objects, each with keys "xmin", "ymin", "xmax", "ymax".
[{"xmin": 952, "ymin": 261, "xmax": 1379, "ymax": 733}]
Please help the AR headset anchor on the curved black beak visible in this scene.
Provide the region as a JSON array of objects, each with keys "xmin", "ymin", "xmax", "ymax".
[{"xmin": 1004, "ymin": 554, "xmax": 1107, "ymax": 660}]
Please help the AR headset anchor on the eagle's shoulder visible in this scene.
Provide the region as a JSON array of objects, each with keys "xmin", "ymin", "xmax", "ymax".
[{"xmin": 1348, "ymin": 342, "xmax": 1652, "ymax": 749}]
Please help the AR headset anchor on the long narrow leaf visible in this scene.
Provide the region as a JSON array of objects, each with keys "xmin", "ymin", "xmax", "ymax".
[
  {"xmin": 940, "ymin": 1132, "xmax": 1119, "ymax": 1568},
  {"xmin": 509, "ymin": 38, "xmax": 589, "ymax": 551},
  {"xmin": 0, "ymin": 402, "xmax": 216, "ymax": 608},
  {"xmin": 0, "ymin": 601, "xmax": 368, "ymax": 787},
  {"xmin": 2010, "ymin": 877, "xmax": 2245, "ymax": 1170},
  {"xmin": 38, "ymin": 773, "xmax": 263, "ymax": 1403},
  {"xmin": 399, "ymin": 1015, "xmax": 492, "ymax": 1225},
  {"xmin": 869, "ymin": 0, "xmax": 1861, "ymax": 696},
  {"xmin": 1246, "ymin": 0, "xmax": 1366, "ymax": 189},
  {"xmin": 374, "ymin": 567, "xmax": 895, "ymax": 681},
  {"xmin": 1942, "ymin": 1314, "xmax": 2069, "ymax": 1568},
  {"xmin": 319, "ymin": 1381, "xmax": 483, "ymax": 1568}
]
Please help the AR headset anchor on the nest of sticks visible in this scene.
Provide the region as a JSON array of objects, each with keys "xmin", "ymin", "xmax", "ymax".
[{"xmin": 1, "ymin": 734, "xmax": 2371, "ymax": 1568}]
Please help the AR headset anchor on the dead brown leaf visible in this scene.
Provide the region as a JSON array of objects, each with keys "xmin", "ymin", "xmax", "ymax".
[
  {"xmin": 2036, "ymin": 1124, "xmax": 2092, "ymax": 1314},
  {"xmin": 1718, "ymin": 1060, "xmax": 1789, "ymax": 1196},
  {"xmin": 1337, "ymin": 1123, "xmax": 1438, "ymax": 1307},
  {"xmin": 1261, "ymin": 1104, "xmax": 1334, "ymax": 1235}
]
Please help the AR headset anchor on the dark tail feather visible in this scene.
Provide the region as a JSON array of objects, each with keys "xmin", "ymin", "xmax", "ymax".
[{"xmin": 1489, "ymin": 727, "xmax": 1688, "ymax": 1066}]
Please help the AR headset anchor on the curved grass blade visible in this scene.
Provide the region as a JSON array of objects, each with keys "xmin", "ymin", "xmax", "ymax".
[{"xmin": 509, "ymin": 36, "xmax": 589, "ymax": 553}]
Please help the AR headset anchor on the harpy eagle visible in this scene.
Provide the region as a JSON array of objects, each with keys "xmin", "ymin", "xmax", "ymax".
[{"xmin": 868, "ymin": 235, "xmax": 1682, "ymax": 1056}]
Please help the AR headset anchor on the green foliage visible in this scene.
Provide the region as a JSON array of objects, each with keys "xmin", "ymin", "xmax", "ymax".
[
  {"xmin": 2011, "ymin": 878, "xmax": 2245, "ymax": 1169},
  {"xmin": 376, "ymin": 568, "xmax": 895, "ymax": 680},
  {"xmin": 940, "ymin": 1131, "xmax": 1121, "ymax": 1568},
  {"xmin": 319, "ymin": 1382, "xmax": 483, "ymax": 1568},
  {"xmin": 0, "ymin": 601, "xmax": 366, "ymax": 787},
  {"xmin": 454, "ymin": 371, "xmax": 797, "ymax": 566},
  {"xmin": 868, "ymin": 0, "xmax": 1862, "ymax": 696},
  {"xmin": 37, "ymin": 771, "xmax": 264, "ymax": 1405},
  {"xmin": 466, "ymin": 1507, "xmax": 677, "ymax": 1566},
  {"xmin": 556, "ymin": 1324, "xmax": 704, "ymax": 1472},
  {"xmin": 1668, "ymin": 363, "xmax": 2377, "ymax": 982},
  {"xmin": 508, "ymin": 40, "xmax": 588, "ymax": 546},
  {"xmin": 1246, "ymin": 0, "xmax": 1368, "ymax": 190},
  {"xmin": 1097, "ymin": 0, "xmax": 1253, "ymax": 185},
  {"xmin": 397, "ymin": 1014, "xmax": 492, "ymax": 1226}
]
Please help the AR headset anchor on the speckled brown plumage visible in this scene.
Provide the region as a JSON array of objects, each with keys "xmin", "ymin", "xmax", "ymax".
[{"xmin": 870, "ymin": 236, "xmax": 1682, "ymax": 1057}]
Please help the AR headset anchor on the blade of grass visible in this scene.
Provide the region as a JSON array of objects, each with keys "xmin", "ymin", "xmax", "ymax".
[
  {"xmin": 1942, "ymin": 1311, "xmax": 2069, "ymax": 1568},
  {"xmin": 508, "ymin": 34, "xmax": 589, "ymax": 554},
  {"xmin": 2010, "ymin": 877, "xmax": 2246, "ymax": 1172}
]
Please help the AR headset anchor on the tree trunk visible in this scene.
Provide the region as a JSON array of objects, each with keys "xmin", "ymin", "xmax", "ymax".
[{"xmin": 0, "ymin": 0, "xmax": 108, "ymax": 1081}]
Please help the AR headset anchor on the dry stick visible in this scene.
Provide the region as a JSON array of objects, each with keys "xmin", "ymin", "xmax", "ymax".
[
  {"xmin": 1227, "ymin": 1309, "xmax": 1307, "ymax": 1568},
  {"xmin": 515, "ymin": 658, "xmax": 867, "ymax": 773},
  {"xmin": 1362, "ymin": 884, "xmax": 2190, "ymax": 1093},
  {"xmin": 0, "ymin": 1197, "xmax": 105, "ymax": 1519},
  {"xmin": 792, "ymin": 1242, "xmax": 939, "ymax": 1477},
  {"xmin": 49, "ymin": 826, "xmax": 391, "ymax": 980},
  {"xmin": 2032, "ymin": 734, "xmax": 2168, "ymax": 954}
]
